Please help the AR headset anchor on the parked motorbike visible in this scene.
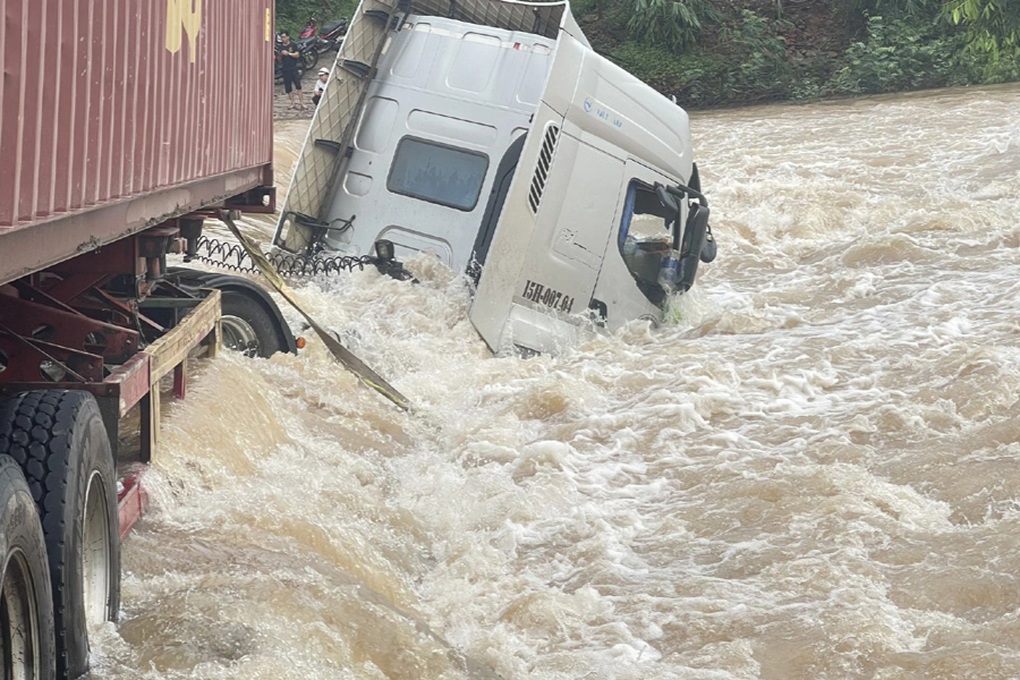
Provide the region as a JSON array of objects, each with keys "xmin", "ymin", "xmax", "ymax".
[
  {"xmin": 273, "ymin": 16, "xmax": 340, "ymax": 84},
  {"xmin": 314, "ymin": 17, "xmax": 348, "ymax": 53},
  {"xmin": 295, "ymin": 36, "xmax": 320, "ymax": 69},
  {"xmin": 274, "ymin": 33, "xmax": 318, "ymax": 78},
  {"xmin": 299, "ymin": 17, "xmax": 318, "ymax": 39}
]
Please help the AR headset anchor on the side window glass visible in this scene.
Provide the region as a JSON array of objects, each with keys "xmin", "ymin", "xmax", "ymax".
[
  {"xmin": 618, "ymin": 180, "xmax": 673, "ymax": 287},
  {"xmin": 387, "ymin": 137, "xmax": 489, "ymax": 211}
]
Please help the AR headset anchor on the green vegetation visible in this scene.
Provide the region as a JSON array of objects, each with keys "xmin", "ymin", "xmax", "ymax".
[
  {"xmin": 946, "ymin": 0, "xmax": 1020, "ymax": 54},
  {"xmin": 276, "ymin": 0, "xmax": 355, "ymax": 37},
  {"xmin": 589, "ymin": 0, "xmax": 1020, "ymax": 107},
  {"xmin": 626, "ymin": 0, "xmax": 719, "ymax": 51},
  {"xmin": 276, "ymin": 0, "xmax": 1019, "ymax": 108}
]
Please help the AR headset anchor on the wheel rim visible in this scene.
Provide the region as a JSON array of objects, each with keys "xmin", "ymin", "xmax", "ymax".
[
  {"xmin": 220, "ymin": 315, "xmax": 260, "ymax": 357},
  {"xmin": 82, "ymin": 470, "xmax": 110, "ymax": 629},
  {"xmin": 1, "ymin": 550, "xmax": 41, "ymax": 679}
]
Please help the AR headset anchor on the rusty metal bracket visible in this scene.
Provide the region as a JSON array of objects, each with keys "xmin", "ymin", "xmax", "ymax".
[
  {"xmin": 0, "ymin": 295, "xmax": 141, "ymax": 364},
  {"xmin": 0, "ymin": 323, "xmax": 98, "ymax": 382}
]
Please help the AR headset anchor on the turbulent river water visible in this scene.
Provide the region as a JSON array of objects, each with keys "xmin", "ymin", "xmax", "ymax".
[{"xmin": 92, "ymin": 83, "xmax": 1020, "ymax": 679}]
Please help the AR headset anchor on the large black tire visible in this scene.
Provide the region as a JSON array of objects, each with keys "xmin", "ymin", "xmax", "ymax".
[
  {"xmin": 220, "ymin": 290, "xmax": 290, "ymax": 358},
  {"xmin": 0, "ymin": 391, "xmax": 120, "ymax": 680},
  {"xmin": 0, "ymin": 454, "xmax": 56, "ymax": 680},
  {"xmin": 165, "ymin": 268, "xmax": 296, "ymax": 358}
]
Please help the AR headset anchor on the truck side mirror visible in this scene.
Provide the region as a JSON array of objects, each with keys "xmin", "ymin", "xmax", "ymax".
[
  {"xmin": 655, "ymin": 184, "xmax": 679, "ymax": 216},
  {"xmin": 700, "ymin": 226, "xmax": 717, "ymax": 263},
  {"xmin": 676, "ymin": 203, "xmax": 711, "ymax": 293}
]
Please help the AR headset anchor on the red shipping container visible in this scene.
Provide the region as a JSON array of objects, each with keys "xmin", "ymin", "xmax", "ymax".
[{"xmin": 0, "ymin": 0, "xmax": 275, "ymax": 284}]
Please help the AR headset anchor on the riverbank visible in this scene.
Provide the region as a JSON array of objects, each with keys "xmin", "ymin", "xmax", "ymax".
[{"xmin": 577, "ymin": 0, "xmax": 1019, "ymax": 110}]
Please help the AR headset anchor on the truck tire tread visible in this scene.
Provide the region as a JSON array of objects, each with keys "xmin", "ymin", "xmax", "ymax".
[
  {"xmin": 0, "ymin": 390, "xmax": 121, "ymax": 680},
  {"xmin": 0, "ymin": 453, "xmax": 56, "ymax": 679}
]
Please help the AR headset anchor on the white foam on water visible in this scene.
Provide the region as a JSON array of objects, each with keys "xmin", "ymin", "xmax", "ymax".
[{"xmin": 90, "ymin": 83, "xmax": 1020, "ymax": 679}]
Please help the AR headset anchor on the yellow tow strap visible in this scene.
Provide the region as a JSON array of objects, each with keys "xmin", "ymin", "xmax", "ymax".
[{"xmin": 220, "ymin": 214, "xmax": 413, "ymax": 413}]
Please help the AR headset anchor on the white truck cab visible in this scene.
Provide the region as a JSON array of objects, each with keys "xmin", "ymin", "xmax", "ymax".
[{"xmin": 275, "ymin": 0, "xmax": 715, "ymax": 354}]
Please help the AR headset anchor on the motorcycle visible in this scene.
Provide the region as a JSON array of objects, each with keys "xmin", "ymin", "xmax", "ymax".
[
  {"xmin": 295, "ymin": 36, "xmax": 320, "ymax": 70},
  {"xmin": 299, "ymin": 17, "xmax": 318, "ymax": 39},
  {"xmin": 314, "ymin": 17, "xmax": 348, "ymax": 53},
  {"xmin": 275, "ymin": 33, "xmax": 319, "ymax": 74},
  {"xmin": 273, "ymin": 15, "xmax": 339, "ymax": 84}
]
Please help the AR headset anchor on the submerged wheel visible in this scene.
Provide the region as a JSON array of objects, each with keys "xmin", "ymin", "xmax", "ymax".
[
  {"xmin": 221, "ymin": 290, "xmax": 289, "ymax": 358},
  {"xmin": 0, "ymin": 391, "xmax": 120, "ymax": 680},
  {"xmin": 166, "ymin": 268, "xmax": 295, "ymax": 358},
  {"xmin": 0, "ymin": 455, "xmax": 56, "ymax": 680}
]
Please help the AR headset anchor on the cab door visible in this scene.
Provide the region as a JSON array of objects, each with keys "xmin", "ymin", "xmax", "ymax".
[
  {"xmin": 468, "ymin": 29, "xmax": 628, "ymax": 354},
  {"xmin": 590, "ymin": 159, "xmax": 679, "ymax": 331},
  {"xmin": 469, "ymin": 116, "xmax": 624, "ymax": 353}
]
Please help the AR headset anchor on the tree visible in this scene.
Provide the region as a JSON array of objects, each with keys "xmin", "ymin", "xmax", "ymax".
[
  {"xmin": 276, "ymin": 0, "xmax": 352, "ymax": 36},
  {"xmin": 626, "ymin": 0, "xmax": 718, "ymax": 51},
  {"xmin": 852, "ymin": 0, "xmax": 942, "ymax": 17},
  {"xmin": 944, "ymin": 0, "xmax": 1020, "ymax": 54}
]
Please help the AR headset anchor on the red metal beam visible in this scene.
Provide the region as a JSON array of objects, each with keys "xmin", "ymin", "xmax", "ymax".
[
  {"xmin": 43, "ymin": 272, "xmax": 115, "ymax": 304},
  {"xmin": 173, "ymin": 361, "xmax": 187, "ymax": 400},
  {"xmin": 0, "ymin": 295, "xmax": 140, "ymax": 363},
  {"xmin": 117, "ymin": 468, "xmax": 148, "ymax": 539},
  {"xmin": 0, "ymin": 331, "xmax": 103, "ymax": 382},
  {"xmin": 104, "ymin": 353, "xmax": 151, "ymax": 417}
]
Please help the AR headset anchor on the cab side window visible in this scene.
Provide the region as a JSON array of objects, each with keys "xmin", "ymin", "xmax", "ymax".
[
  {"xmin": 387, "ymin": 137, "xmax": 489, "ymax": 211},
  {"xmin": 618, "ymin": 180, "xmax": 673, "ymax": 288}
]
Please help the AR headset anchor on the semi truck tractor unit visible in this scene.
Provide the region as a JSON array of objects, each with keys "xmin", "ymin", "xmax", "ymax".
[
  {"xmin": 275, "ymin": 0, "xmax": 716, "ymax": 355},
  {"xmin": 0, "ymin": 1, "xmax": 292, "ymax": 677}
]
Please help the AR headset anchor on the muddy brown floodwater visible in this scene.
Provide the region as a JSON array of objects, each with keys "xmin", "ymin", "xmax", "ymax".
[{"xmin": 90, "ymin": 83, "xmax": 1020, "ymax": 679}]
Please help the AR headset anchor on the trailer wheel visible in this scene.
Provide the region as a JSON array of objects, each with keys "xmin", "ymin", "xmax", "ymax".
[
  {"xmin": 0, "ymin": 391, "xmax": 120, "ymax": 680},
  {"xmin": 221, "ymin": 290, "xmax": 289, "ymax": 358},
  {"xmin": 0, "ymin": 454, "xmax": 56, "ymax": 680},
  {"xmin": 166, "ymin": 268, "xmax": 296, "ymax": 357}
]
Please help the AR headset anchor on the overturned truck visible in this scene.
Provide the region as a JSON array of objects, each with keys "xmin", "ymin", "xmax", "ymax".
[
  {"xmin": 275, "ymin": 0, "xmax": 716, "ymax": 355},
  {"xmin": 0, "ymin": 1, "xmax": 292, "ymax": 677}
]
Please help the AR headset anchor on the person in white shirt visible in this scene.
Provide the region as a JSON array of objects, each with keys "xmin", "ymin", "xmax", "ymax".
[{"xmin": 312, "ymin": 68, "xmax": 329, "ymax": 107}]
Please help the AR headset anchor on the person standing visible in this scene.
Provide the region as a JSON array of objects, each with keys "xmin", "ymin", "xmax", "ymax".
[
  {"xmin": 312, "ymin": 67, "xmax": 330, "ymax": 107},
  {"xmin": 277, "ymin": 32, "xmax": 306, "ymax": 110}
]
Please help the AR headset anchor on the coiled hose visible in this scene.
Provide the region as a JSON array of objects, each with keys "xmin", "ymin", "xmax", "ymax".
[{"xmin": 186, "ymin": 235, "xmax": 375, "ymax": 277}]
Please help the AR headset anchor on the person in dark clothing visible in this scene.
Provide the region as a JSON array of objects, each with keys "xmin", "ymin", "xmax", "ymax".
[{"xmin": 277, "ymin": 32, "xmax": 306, "ymax": 110}]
